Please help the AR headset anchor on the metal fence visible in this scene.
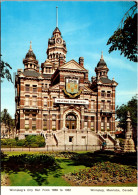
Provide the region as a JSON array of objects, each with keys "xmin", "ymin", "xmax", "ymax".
[{"xmin": 1, "ymin": 145, "xmax": 116, "ymax": 152}]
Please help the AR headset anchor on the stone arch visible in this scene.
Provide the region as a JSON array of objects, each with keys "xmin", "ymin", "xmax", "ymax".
[{"xmin": 63, "ymin": 109, "xmax": 80, "ymax": 130}]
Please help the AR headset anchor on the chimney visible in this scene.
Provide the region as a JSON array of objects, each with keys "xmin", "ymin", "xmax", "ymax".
[
  {"xmin": 59, "ymin": 54, "xmax": 64, "ymax": 66},
  {"xmin": 79, "ymin": 57, "xmax": 84, "ymax": 67},
  {"xmin": 91, "ymin": 76, "xmax": 96, "ymax": 83}
]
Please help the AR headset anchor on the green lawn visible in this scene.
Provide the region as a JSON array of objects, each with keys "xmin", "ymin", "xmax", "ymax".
[
  {"xmin": 2, "ymin": 151, "xmax": 137, "ymax": 187},
  {"xmin": 6, "ymin": 158, "xmax": 86, "ymax": 186}
]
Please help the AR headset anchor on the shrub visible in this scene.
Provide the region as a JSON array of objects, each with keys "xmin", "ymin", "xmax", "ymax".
[
  {"xmin": 52, "ymin": 128, "xmax": 56, "ymax": 131},
  {"xmin": 30, "ymin": 143, "xmax": 38, "ymax": 148},
  {"xmin": 1, "ymin": 139, "xmax": 7, "ymax": 146},
  {"xmin": 17, "ymin": 139, "xmax": 26, "ymax": 147},
  {"xmin": 1, "ymin": 139, "xmax": 17, "ymax": 147},
  {"xmin": 15, "ymin": 137, "xmax": 18, "ymax": 141},
  {"xmin": 25, "ymin": 135, "xmax": 45, "ymax": 147},
  {"xmin": 1, "ymin": 135, "xmax": 45, "ymax": 148}
]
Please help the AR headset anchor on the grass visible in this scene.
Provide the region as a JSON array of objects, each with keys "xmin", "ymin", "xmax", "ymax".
[
  {"xmin": 5, "ymin": 158, "xmax": 86, "ymax": 186},
  {"xmin": 2, "ymin": 151, "xmax": 137, "ymax": 187}
]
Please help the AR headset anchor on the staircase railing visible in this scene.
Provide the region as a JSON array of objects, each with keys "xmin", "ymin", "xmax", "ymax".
[
  {"xmin": 107, "ymin": 133, "xmax": 116, "ymax": 145},
  {"xmin": 53, "ymin": 133, "xmax": 58, "ymax": 146}
]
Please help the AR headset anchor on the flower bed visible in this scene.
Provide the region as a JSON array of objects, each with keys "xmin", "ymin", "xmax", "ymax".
[{"xmin": 64, "ymin": 161, "xmax": 137, "ymax": 186}]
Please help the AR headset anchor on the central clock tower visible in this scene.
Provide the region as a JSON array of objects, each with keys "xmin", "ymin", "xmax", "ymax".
[{"xmin": 46, "ymin": 27, "xmax": 67, "ymax": 70}]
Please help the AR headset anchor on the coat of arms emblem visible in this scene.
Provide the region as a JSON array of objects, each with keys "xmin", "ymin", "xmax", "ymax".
[
  {"xmin": 66, "ymin": 78, "xmax": 78, "ymax": 94},
  {"xmin": 63, "ymin": 78, "xmax": 82, "ymax": 98}
]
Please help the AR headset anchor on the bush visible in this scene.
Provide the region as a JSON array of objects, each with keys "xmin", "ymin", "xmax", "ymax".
[
  {"xmin": 29, "ymin": 143, "xmax": 38, "ymax": 148},
  {"xmin": 15, "ymin": 137, "xmax": 18, "ymax": 141},
  {"xmin": 1, "ymin": 139, "xmax": 17, "ymax": 147},
  {"xmin": 1, "ymin": 135, "xmax": 45, "ymax": 148},
  {"xmin": 1, "ymin": 139, "xmax": 7, "ymax": 145},
  {"xmin": 17, "ymin": 139, "xmax": 26, "ymax": 147},
  {"xmin": 25, "ymin": 135, "xmax": 45, "ymax": 147}
]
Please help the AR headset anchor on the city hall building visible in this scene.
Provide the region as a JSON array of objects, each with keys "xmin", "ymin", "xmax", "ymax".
[{"xmin": 15, "ymin": 25, "xmax": 118, "ymax": 148}]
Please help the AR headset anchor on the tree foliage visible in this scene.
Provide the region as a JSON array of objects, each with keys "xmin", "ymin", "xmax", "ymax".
[
  {"xmin": 116, "ymin": 95, "xmax": 137, "ymax": 135},
  {"xmin": 107, "ymin": 3, "xmax": 137, "ymax": 62},
  {"xmin": 1, "ymin": 109, "xmax": 15, "ymax": 136},
  {"xmin": 0, "ymin": 57, "xmax": 12, "ymax": 82}
]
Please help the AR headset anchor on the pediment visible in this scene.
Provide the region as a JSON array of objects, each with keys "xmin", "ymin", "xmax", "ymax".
[
  {"xmin": 60, "ymin": 60, "xmax": 87, "ymax": 71},
  {"xmin": 83, "ymin": 86, "xmax": 93, "ymax": 93},
  {"xmin": 50, "ymin": 83, "xmax": 60, "ymax": 90}
]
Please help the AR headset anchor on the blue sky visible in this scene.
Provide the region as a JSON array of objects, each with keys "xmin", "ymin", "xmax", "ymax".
[{"xmin": 1, "ymin": 1, "xmax": 137, "ymax": 118}]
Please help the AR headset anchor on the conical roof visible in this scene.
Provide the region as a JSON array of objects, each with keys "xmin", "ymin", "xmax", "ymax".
[
  {"xmin": 25, "ymin": 41, "xmax": 36, "ymax": 59},
  {"xmin": 97, "ymin": 52, "xmax": 107, "ymax": 67}
]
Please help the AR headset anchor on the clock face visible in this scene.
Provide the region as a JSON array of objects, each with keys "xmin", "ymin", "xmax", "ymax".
[{"xmin": 56, "ymin": 38, "xmax": 62, "ymax": 44}]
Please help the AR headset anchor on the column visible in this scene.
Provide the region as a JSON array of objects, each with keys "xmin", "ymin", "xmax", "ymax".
[
  {"xmin": 88, "ymin": 116, "xmax": 91, "ymax": 129},
  {"xmin": 60, "ymin": 104, "xmax": 64, "ymax": 129},
  {"xmin": 105, "ymin": 116, "xmax": 107, "ymax": 131},
  {"xmin": 20, "ymin": 110, "xmax": 25, "ymax": 133},
  {"xmin": 81, "ymin": 106, "xmax": 84, "ymax": 129},
  {"xmin": 97, "ymin": 113, "xmax": 101, "ymax": 132},
  {"xmin": 97, "ymin": 86, "xmax": 101, "ymax": 132}
]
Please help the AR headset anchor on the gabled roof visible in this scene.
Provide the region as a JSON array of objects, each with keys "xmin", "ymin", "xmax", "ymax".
[
  {"xmin": 83, "ymin": 86, "xmax": 93, "ymax": 93},
  {"xmin": 60, "ymin": 59, "xmax": 87, "ymax": 71}
]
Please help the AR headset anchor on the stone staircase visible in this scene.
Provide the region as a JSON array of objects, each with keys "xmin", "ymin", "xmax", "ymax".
[
  {"xmin": 42, "ymin": 130, "xmax": 117, "ymax": 149},
  {"xmin": 97, "ymin": 132, "xmax": 116, "ymax": 147}
]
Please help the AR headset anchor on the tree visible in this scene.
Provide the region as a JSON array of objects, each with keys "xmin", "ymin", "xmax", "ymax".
[
  {"xmin": 0, "ymin": 55, "xmax": 12, "ymax": 82},
  {"xmin": 1, "ymin": 109, "xmax": 15, "ymax": 138},
  {"xmin": 107, "ymin": 2, "xmax": 137, "ymax": 62},
  {"xmin": 116, "ymin": 95, "xmax": 137, "ymax": 144}
]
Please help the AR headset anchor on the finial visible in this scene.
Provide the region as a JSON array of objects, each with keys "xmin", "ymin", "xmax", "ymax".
[
  {"xmin": 56, "ymin": 6, "xmax": 58, "ymax": 27},
  {"xmin": 29, "ymin": 41, "xmax": 32, "ymax": 51},
  {"xmin": 101, "ymin": 51, "xmax": 103, "ymax": 60},
  {"xmin": 112, "ymin": 77, "xmax": 115, "ymax": 81}
]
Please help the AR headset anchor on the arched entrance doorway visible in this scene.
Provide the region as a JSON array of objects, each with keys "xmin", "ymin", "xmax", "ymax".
[{"xmin": 65, "ymin": 113, "xmax": 77, "ymax": 129}]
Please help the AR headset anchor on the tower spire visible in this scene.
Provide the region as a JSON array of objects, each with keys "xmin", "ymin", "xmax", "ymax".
[
  {"xmin": 29, "ymin": 41, "xmax": 32, "ymax": 51},
  {"xmin": 56, "ymin": 6, "xmax": 58, "ymax": 27},
  {"xmin": 101, "ymin": 51, "xmax": 103, "ymax": 60}
]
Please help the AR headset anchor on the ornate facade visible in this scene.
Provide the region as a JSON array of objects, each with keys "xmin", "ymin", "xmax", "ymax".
[{"xmin": 15, "ymin": 26, "xmax": 118, "ymax": 147}]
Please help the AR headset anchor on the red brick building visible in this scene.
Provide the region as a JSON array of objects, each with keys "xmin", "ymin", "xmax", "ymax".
[{"xmin": 15, "ymin": 26, "xmax": 118, "ymax": 147}]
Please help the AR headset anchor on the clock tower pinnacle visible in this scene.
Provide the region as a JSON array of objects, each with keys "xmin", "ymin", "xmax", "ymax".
[{"xmin": 46, "ymin": 7, "xmax": 67, "ymax": 70}]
